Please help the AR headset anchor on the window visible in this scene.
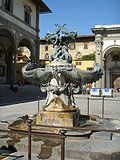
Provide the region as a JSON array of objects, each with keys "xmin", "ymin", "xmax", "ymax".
[
  {"xmin": 24, "ymin": 5, "xmax": 32, "ymax": 25},
  {"xmin": 84, "ymin": 43, "xmax": 88, "ymax": 49},
  {"xmin": 76, "ymin": 61, "xmax": 82, "ymax": 65},
  {"xmin": 87, "ymin": 67, "xmax": 94, "ymax": 71},
  {"xmin": 2, "ymin": 0, "xmax": 13, "ymax": 13},
  {"xmin": 69, "ymin": 43, "xmax": 75, "ymax": 50},
  {"xmin": 76, "ymin": 52, "xmax": 82, "ymax": 59},
  {"xmin": 45, "ymin": 53, "xmax": 49, "ymax": 60},
  {"xmin": 45, "ymin": 45, "xmax": 48, "ymax": 51}
]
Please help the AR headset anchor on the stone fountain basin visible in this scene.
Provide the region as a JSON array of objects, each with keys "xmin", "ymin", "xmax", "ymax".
[
  {"xmin": 7, "ymin": 114, "xmax": 103, "ymax": 133},
  {"xmin": 8, "ymin": 113, "xmax": 120, "ymax": 138},
  {"xmin": 8, "ymin": 113, "xmax": 120, "ymax": 133}
]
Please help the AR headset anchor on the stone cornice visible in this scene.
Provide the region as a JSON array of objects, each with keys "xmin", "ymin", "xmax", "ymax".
[
  {"xmin": 92, "ymin": 27, "xmax": 120, "ymax": 34},
  {"xmin": 0, "ymin": 6, "xmax": 37, "ymax": 32},
  {"xmin": 31, "ymin": 0, "xmax": 52, "ymax": 13},
  {"xmin": 0, "ymin": 15, "xmax": 36, "ymax": 40}
]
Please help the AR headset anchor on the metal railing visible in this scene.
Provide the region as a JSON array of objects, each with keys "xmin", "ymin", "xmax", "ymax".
[
  {"xmin": 0, "ymin": 122, "xmax": 120, "ymax": 160},
  {"xmin": 86, "ymin": 96, "xmax": 105, "ymax": 118},
  {"xmin": 86, "ymin": 95, "xmax": 120, "ymax": 118},
  {"xmin": 0, "ymin": 125, "xmax": 65, "ymax": 160}
]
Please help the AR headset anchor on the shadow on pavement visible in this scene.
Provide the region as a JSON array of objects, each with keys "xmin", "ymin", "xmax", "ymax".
[{"xmin": 0, "ymin": 85, "xmax": 46, "ymax": 106}]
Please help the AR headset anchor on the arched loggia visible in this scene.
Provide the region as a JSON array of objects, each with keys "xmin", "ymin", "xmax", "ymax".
[
  {"xmin": 0, "ymin": 28, "xmax": 16, "ymax": 84},
  {"xmin": 103, "ymin": 45, "xmax": 120, "ymax": 88},
  {"xmin": 16, "ymin": 38, "xmax": 33, "ymax": 84}
]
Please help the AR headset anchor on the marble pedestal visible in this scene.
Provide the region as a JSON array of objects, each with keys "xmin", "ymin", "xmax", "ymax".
[{"xmin": 35, "ymin": 108, "xmax": 80, "ymax": 127}]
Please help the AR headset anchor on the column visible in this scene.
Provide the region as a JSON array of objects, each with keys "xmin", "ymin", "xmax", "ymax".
[
  {"xmin": 95, "ymin": 37, "xmax": 103, "ymax": 88},
  {"xmin": 35, "ymin": 5, "xmax": 40, "ymax": 64},
  {"xmin": 102, "ymin": 58, "xmax": 106, "ymax": 88},
  {"xmin": 104, "ymin": 59, "xmax": 107, "ymax": 88},
  {"xmin": 13, "ymin": 49, "xmax": 17, "ymax": 84}
]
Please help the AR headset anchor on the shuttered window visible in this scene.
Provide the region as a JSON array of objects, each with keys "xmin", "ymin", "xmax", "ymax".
[
  {"xmin": 2, "ymin": 0, "xmax": 13, "ymax": 13},
  {"xmin": 24, "ymin": 5, "xmax": 32, "ymax": 25}
]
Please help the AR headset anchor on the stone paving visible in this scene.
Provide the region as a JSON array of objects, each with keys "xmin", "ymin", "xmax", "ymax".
[{"xmin": 0, "ymin": 85, "xmax": 120, "ymax": 160}]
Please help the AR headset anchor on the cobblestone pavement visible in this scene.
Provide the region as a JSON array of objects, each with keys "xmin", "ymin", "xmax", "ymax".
[{"xmin": 0, "ymin": 85, "xmax": 120, "ymax": 160}]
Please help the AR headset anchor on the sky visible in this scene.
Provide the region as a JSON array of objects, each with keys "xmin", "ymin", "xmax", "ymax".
[{"xmin": 39, "ymin": 0, "xmax": 120, "ymax": 38}]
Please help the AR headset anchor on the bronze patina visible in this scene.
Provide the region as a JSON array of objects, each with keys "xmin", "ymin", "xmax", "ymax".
[{"xmin": 22, "ymin": 25, "xmax": 103, "ymax": 126}]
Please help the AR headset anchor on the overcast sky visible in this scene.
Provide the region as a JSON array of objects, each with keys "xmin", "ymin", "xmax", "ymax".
[{"xmin": 39, "ymin": 0, "xmax": 120, "ymax": 38}]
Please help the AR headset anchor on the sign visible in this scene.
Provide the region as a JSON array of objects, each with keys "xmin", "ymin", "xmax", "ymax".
[
  {"xmin": 102, "ymin": 88, "xmax": 113, "ymax": 97},
  {"xmin": 90, "ymin": 88, "xmax": 101, "ymax": 96}
]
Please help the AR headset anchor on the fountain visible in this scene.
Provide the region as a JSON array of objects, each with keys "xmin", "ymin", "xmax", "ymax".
[
  {"xmin": 19, "ymin": 24, "xmax": 102, "ymax": 128},
  {"xmin": 8, "ymin": 25, "xmax": 103, "ymax": 131}
]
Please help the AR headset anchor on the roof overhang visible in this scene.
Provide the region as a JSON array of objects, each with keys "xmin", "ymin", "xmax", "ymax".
[
  {"xmin": 92, "ymin": 24, "xmax": 120, "ymax": 34},
  {"xmin": 32, "ymin": 0, "xmax": 52, "ymax": 14}
]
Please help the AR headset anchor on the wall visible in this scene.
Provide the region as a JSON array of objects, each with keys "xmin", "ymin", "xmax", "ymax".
[
  {"xmin": 0, "ymin": 0, "xmax": 36, "ymax": 35},
  {"xmin": 40, "ymin": 43, "xmax": 53, "ymax": 59},
  {"xmin": 40, "ymin": 37, "xmax": 95, "ymax": 71},
  {"xmin": 93, "ymin": 24, "xmax": 120, "ymax": 88},
  {"xmin": 13, "ymin": 0, "xmax": 36, "ymax": 29},
  {"xmin": 72, "ymin": 60, "xmax": 94, "ymax": 70},
  {"xmin": 40, "ymin": 39, "xmax": 95, "ymax": 60},
  {"xmin": 70, "ymin": 41, "xmax": 95, "ymax": 60}
]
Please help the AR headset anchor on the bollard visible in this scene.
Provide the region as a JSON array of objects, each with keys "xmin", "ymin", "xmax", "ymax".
[
  {"xmin": 59, "ymin": 130, "xmax": 67, "ymax": 160},
  {"xmin": 110, "ymin": 132, "xmax": 113, "ymax": 140},
  {"xmin": 87, "ymin": 97, "xmax": 89, "ymax": 116},
  {"xmin": 114, "ymin": 90, "xmax": 116, "ymax": 98},
  {"xmin": 28, "ymin": 120, "xmax": 32, "ymax": 160},
  {"xmin": 37, "ymin": 96, "xmax": 40, "ymax": 112},
  {"xmin": 102, "ymin": 96, "xmax": 105, "ymax": 119}
]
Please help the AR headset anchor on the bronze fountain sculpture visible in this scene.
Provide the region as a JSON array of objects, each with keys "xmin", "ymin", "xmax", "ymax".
[{"xmin": 21, "ymin": 24, "xmax": 103, "ymax": 127}]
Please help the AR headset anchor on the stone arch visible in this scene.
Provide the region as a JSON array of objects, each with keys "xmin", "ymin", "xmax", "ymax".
[
  {"xmin": 0, "ymin": 27, "xmax": 16, "ymax": 58},
  {"xmin": 114, "ymin": 77, "xmax": 120, "ymax": 90},
  {"xmin": 0, "ymin": 27, "xmax": 16, "ymax": 83},
  {"xmin": 0, "ymin": 42, "xmax": 6, "ymax": 53},
  {"xmin": 103, "ymin": 45, "xmax": 120, "ymax": 88},
  {"xmin": 17, "ymin": 36, "xmax": 33, "ymax": 55},
  {"xmin": 0, "ymin": 26, "xmax": 16, "ymax": 48},
  {"xmin": 76, "ymin": 52, "xmax": 82, "ymax": 59},
  {"xmin": 44, "ymin": 53, "xmax": 49, "ymax": 60},
  {"xmin": 17, "ymin": 37, "xmax": 33, "ymax": 84},
  {"xmin": 103, "ymin": 45, "xmax": 120, "ymax": 59}
]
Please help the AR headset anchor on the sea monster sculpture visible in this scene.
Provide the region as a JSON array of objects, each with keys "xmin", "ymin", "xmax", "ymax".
[{"xmin": 22, "ymin": 24, "xmax": 103, "ymax": 111}]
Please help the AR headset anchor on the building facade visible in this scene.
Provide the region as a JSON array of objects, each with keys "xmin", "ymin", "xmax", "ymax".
[
  {"xmin": 0, "ymin": 0, "xmax": 51, "ymax": 84},
  {"xmin": 40, "ymin": 35, "xmax": 95, "ymax": 70},
  {"xmin": 92, "ymin": 25, "xmax": 120, "ymax": 88},
  {"xmin": 40, "ymin": 25, "xmax": 120, "ymax": 89}
]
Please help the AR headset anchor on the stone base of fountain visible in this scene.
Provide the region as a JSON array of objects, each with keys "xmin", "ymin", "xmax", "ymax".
[{"xmin": 35, "ymin": 108, "xmax": 80, "ymax": 127}]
